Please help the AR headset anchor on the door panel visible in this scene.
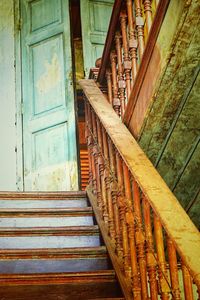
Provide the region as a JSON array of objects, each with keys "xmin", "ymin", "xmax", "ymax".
[
  {"xmin": 21, "ymin": 0, "xmax": 78, "ymax": 191},
  {"xmin": 81, "ymin": 0, "xmax": 114, "ymax": 77}
]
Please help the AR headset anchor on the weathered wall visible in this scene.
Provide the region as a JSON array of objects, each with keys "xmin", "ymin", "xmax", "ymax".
[{"xmin": 0, "ymin": 0, "xmax": 17, "ymax": 190}]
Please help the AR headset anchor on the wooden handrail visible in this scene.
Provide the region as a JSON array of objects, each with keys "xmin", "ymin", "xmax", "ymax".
[
  {"xmin": 97, "ymin": 0, "xmax": 123, "ymax": 85},
  {"xmin": 80, "ymin": 79, "xmax": 200, "ymax": 298}
]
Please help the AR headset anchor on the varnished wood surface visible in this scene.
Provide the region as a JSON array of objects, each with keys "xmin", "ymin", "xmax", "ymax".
[
  {"xmin": 0, "ymin": 191, "xmax": 86, "ymax": 199},
  {"xmin": 0, "ymin": 246, "xmax": 107, "ymax": 259},
  {"xmin": 79, "ymin": 79, "xmax": 200, "ymax": 287},
  {"xmin": 0, "ymin": 225, "xmax": 100, "ymax": 236},
  {"xmin": 0, "ymin": 279, "xmax": 122, "ymax": 299},
  {"xmin": 0, "ymin": 269, "xmax": 117, "ymax": 284},
  {"xmin": 0, "ymin": 207, "xmax": 93, "ymax": 217}
]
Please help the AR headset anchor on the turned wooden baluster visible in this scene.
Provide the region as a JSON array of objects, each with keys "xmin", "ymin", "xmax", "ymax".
[
  {"xmin": 102, "ymin": 127, "xmax": 115, "ymax": 240},
  {"xmin": 132, "ymin": 179, "xmax": 149, "ymax": 299},
  {"xmin": 110, "ymin": 51, "xmax": 121, "ymax": 116},
  {"xmin": 143, "ymin": 0, "xmax": 153, "ymax": 34},
  {"xmin": 135, "ymin": 0, "xmax": 145, "ymax": 61},
  {"xmin": 85, "ymin": 100, "xmax": 93, "ymax": 187},
  {"xmin": 108, "ymin": 139, "xmax": 123, "ymax": 257},
  {"xmin": 106, "ymin": 69, "xmax": 113, "ymax": 105},
  {"xmin": 166, "ymin": 239, "xmax": 181, "ymax": 300},
  {"xmin": 87, "ymin": 104, "xmax": 97, "ymax": 194},
  {"xmin": 182, "ymin": 263, "xmax": 194, "ymax": 300},
  {"xmin": 126, "ymin": 0, "xmax": 138, "ymax": 84},
  {"xmin": 120, "ymin": 11, "xmax": 132, "ymax": 100},
  {"xmin": 95, "ymin": 117, "xmax": 109, "ymax": 224},
  {"xmin": 123, "ymin": 165, "xmax": 142, "ymax": 299},
  {"xmin": 142, "ymin": 196, "xmax": 158, "ymax": 300},
  {"xmin": 115, "ymin": 32, "xmax": 126, "ymax": 117},
  {"xmin": 154, "ymin": 215, "xmax": 170, "ymax": 300},
  {"xmin": 90, "ymin": 111, "xmax": 101, "ymax": 203},
  {"xmin": 116, "ymin": 152, "xmax": 130, "ymax": 277}
]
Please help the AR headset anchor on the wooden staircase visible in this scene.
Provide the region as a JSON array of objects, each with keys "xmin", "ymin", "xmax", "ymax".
[{"xmin": 0, "ymin": 191, "xmax": 123, "ymax": 300}]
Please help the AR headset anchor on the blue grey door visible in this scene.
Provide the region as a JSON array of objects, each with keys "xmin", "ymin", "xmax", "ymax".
[{"xmin": 21, "ymin": 0, "xmax": 78, "ymax": 191}]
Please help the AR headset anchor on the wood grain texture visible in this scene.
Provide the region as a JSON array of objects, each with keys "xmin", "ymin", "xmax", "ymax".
[{"xmin": 79, "ymin": 79, "xmax": 200, "ymax": 287}]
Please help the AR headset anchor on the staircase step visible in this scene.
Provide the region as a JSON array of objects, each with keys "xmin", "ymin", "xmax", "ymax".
[
  {"xmin": 0, "ymin": 191, "xmax": 123, "ymax": 299},
  {"xmin": 0, "ymin": 207, "xmax": 93, "ymax": 217},
  {"xmin": 0, "ymin": 271, "xmax": 123, "ymax": 299},
  {"xmin": 0, "ymin": 232, "xmax": 101, "ymax": 249},
  {"xmin": 0, "ymin": 216, "xmax": 94, "ymax": 227},
  {"xmin": 0, "ymin": 257, "xmax": 112, "ymax": 274},
  {"xmin": 0, "ymin": 246, "xmax": 107, "ymax": 259},
  {"xmin": 0, "ymin": 199, "xmax": 89, "ymax": 208},
  {"xmin": 0, "ymin": 269, "xmax": 116, "ymax": 284},
  {"xmin": 0, "ymin": 191, "xmax": 86, "ymax": 200},
  {"xmin": 0, "ymin": 225, "xmax": 99, "ymax": 236}
]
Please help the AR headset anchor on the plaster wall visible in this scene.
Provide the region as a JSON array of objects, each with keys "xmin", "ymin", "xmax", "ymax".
[{"xmin": 0, "ymin": 0, "xmax": 17, "ymax": 190}]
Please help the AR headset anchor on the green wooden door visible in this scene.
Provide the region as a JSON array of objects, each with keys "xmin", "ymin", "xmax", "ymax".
[
  {"xmin": 21, "ymin": 0, "xmax": 78, "ymax": 191},
  {"xmin": 81, "ymin": 0, "xmax": 114, "ymax": 77}
]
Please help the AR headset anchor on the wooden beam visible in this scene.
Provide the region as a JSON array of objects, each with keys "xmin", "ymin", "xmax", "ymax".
[
  {"xmin": 79, "ymin": 79, "xmax": 200, "ymax": 287},
  {"xmin": 97, "ymin": 0, "xmax": 123, "ymax": 84}
]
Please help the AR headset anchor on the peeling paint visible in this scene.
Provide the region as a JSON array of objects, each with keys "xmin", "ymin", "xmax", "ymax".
[{"xmin": 36, "ymin": 53, "xmax": 61, "ymax": 94}]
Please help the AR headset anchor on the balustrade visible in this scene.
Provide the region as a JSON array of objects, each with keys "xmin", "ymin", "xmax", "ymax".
[
  {"xmin": 80, "ymin": 79, "xmax": 200, "ymax": 300},
  {"xmin": 96, "ymin": 0, "xmax": 160, "ymax": 118}
]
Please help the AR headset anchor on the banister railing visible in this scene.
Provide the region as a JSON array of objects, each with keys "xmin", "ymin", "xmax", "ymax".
[
  {"xmin": 97, "ymin": 0, "xmax": 169, "ymax": 119},
  {"xmin": 79, "ymin": 79, "xmax": 200, "ymax": 300}
]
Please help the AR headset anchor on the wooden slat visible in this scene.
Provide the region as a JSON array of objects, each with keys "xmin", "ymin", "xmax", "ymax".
[
  {"xmin": 80, "ymin": 148, "xmax": 89, "ymax": 190},
  {"xmin": 79, "ymin": 79, "xmax": 200, "ymax": 287}
]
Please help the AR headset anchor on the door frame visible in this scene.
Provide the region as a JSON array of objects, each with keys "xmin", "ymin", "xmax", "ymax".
[{"xmin": 14, "ymin": 0, "xmax": 24, "ymax": 191}]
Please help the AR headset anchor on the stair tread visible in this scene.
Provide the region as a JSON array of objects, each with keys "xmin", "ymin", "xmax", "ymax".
[
  {"xmin": 0, "ymin": 207, "xmax": 93, "ymax": 217},
  {"xmin": 0, "ymin": 225, "xmax": 100, "ymax": 236},
  {"xmin": 0, "ymin": 191, "xmax": 86, "ymax": 199},
  {"xmin": 0, "ymin": 246, "xmax": 107, "ymax": 259}
]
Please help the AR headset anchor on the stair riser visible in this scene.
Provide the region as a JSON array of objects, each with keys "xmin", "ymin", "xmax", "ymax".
[
  {"xmin": 0, "ymin": 258, "xmax": 112, "ymax": 274},
  {"xmin": 0, "ymin": 280, "xmax": 123, "ymax": 299},
  {"xmin": 0, "ymin": 199, "xmax": 89, "ymax": 208},
  {"xmin": 0, "ymin": 217, "xmax": 94, "ymax": 227},
  {"xmin": 0, "ymin": 236, "xmax": 102, "ymax": 249}
]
